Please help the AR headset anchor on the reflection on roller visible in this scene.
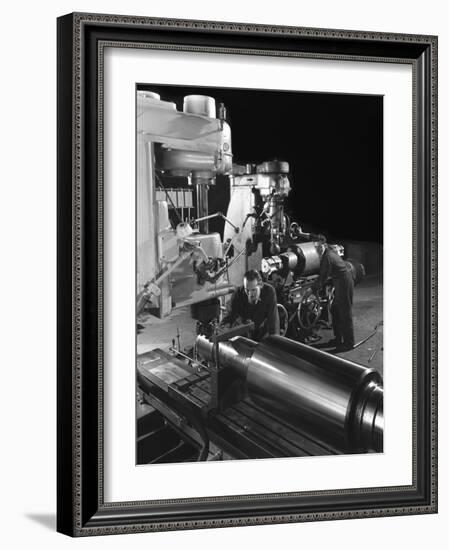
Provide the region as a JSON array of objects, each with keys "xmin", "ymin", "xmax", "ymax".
[{"xmin": 196, "ymin": 334, "xmax": 383, "ymax": 453}]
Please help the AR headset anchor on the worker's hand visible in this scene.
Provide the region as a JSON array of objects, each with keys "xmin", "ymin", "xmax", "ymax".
[
  {"xmin": 221, "ymin": 317, "xmax": 239, "ymax": 328},
  {"xmin": 221, "ymin": 317, "xmax": 245, "ymax": 329}
]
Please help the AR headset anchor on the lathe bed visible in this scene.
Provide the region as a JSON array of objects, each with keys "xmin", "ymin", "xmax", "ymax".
[{"xmin": 137, "ymin": 348, "xmax": 339, "ymax": 464}]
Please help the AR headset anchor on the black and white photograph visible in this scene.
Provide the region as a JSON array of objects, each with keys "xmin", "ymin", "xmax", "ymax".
[
  {"xmin": 136, "ymin": 84, "xmax": 384, "ymax": 464},
  {"xmin": 0, "ymin": 0, "xmax": 444, "ymax": 545}
]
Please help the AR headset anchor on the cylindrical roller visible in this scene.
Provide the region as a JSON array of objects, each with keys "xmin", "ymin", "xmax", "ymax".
[
  {"xmin": 196, "ymin": 335, "xmax": 256, "ymax": 377},
  {"xmin": 281, "ymin": 251, "xmax": 299, "ymax": 271},
  {"xmin": 291, "ymin": 242, "xmax": 321, "ymax": 276},
  {"xmin": 157, "ymin": 149, "xmax": 216, "ymax": 174},
  {"xmin": 262, "ymin": 241, "xmax": 321, "ymax": 277},
  {"xmin": 352, "ymin": 381, "xmax": 383, "ymax": 452},
  {"xmin": 205, "ymin": 285, "xmax": 236, "ymax": 299},
  {"xmin": 195, "ymin": 334, "xmax": 383, "ymax": 452},
  {"xmin": 259, "ymin": 336, "xmax": 383, "ymax": 451}
]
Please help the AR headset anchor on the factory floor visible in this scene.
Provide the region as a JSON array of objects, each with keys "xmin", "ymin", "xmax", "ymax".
[
  {"xmin": 310, "ymin": 274, "xmax": 383, "ymax": 376},
  {"xmin": 137, "ymin": 304, "xmax": 199, "ymax": 356},
  {"xmin": 137, "ymin": 273, "xmax": 383, "ymax": 377}
]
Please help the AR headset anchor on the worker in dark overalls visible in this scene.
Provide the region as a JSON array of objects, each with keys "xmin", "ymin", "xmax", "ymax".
[
  {"xmin": 314, "ymin": 239, "xmax": 354, "ymax": 351},
  {"xmin": 222, "ymin": 269, "xmax": 280, "ymax": 341}
]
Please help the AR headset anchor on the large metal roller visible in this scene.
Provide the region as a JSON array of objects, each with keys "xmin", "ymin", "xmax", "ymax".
[
  {"xmin": 261, "ymin": 241, "xmax": 321, "ymax": 277},
  {"xmin": 196, "ymin": 334, "xmax": 383, "ymax": 453},
  {"xmin": 291, "ymin": 242, "xmax": 322, "ymax": 276}
]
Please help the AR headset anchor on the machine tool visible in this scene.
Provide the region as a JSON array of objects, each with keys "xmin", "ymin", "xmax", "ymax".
[
  {"xmin": 137, "ymin": 331, "xmax": 383, "ymax": 463},
  {"xmin": 137, "ymin": 89, "xmax": 362, "ymax": 337},
  {"xmin": 137, "ymin": 91, "xmax": 237, "ymax": 318},
  {"xmin": 136, "ymin": 90, "xmax": 379, "ymax": 464}
]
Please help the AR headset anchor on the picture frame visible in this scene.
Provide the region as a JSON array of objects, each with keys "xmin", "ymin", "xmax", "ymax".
[{"xmin": 57, "ymin": 12, "xmax": 438, "ymax": 536}]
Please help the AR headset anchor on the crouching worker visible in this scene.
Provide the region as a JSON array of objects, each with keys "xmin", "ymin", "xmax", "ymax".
[{"xmin": 222, "ymin": 269, "xmax": 280, "ymax": 342}]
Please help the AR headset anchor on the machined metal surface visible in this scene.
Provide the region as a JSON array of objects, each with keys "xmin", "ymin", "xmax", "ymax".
[
  {"xmin": 196, "ymin": 334, "xmax": 383, "ymax": 452},
  {"xmin": 194, "ymin": 179, "xmax": 210, "ymax": 232},
  {"xmin": 256, "ymin": 160, "xmax": 289, "ymax": 174},
  {"xmin": 291, "ymin": 242, "xmax": 321, "ymax": 276},
  {"xmin": 158, "ymin": 148, "xmax": 217, "ymax": 174},
  {"xmin": 262, "ymin": 241, "xmax": 322, "ymax": 277},
  {"xmin": 137, "ymin": 347, "xmax": 338, "ymax": 462}
]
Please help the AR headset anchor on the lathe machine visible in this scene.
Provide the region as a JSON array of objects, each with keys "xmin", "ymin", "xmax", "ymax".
[
  {"xmin": 136, "ymin": 89, "xmax": 380, "ymax": 464},
  {"xmin": 136, "ymin": 90, "xmax": 363, "ymax": 339},
  {"xmin": 137, "ymin": 328, "xmax": 383, "ymax": 463}
]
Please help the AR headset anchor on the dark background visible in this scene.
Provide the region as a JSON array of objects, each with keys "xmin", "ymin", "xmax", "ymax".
[{"xmin": 138, "ymin": 83, "xmax": 383, "ymax": 246}]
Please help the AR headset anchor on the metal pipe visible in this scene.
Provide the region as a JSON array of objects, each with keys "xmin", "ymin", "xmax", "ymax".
[
  {"xmin": 175, "ymin": 284, "xmax": 235, "ymax": 308},
  {"xmin": 368, "ymin": 344, "xmax": 383, "ymax": 363},
  {"xmin": 194, "ymin": 179, "xmax": 210, "ymax": 233},
  {"xmin": 193, "ymin": 212, "xmax": 239, "ymax": 232},
  {"xmin": 195, "ymin": 334, "xmax": 383, "ymax": 452},
  {"xmin": 354, "ymin": 322, "xmax": 382, "ymax": 349}
]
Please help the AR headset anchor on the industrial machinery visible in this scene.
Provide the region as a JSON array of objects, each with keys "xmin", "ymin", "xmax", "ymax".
[
  {"xmin": 137, "ymin": 331, "xmax": 383, "ymax": 463},
  {"xmin": 136, "ymin": 90, "xmax": 378, "ymax": 464},
  {"xmin": 261, "ymin": 241, "xmax": 364, "ymax": 339},
  {"xmin": 137, "ymin": 90, "xmax": 362, "ymax": 337},
  {"xmin": 137, "ymin": 91, "xmax": 237, "ymax": 318}
]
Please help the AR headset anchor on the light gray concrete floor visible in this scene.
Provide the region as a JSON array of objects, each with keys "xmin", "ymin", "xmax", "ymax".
[
  {"xmin": 137, "ymin": 305, "xmax": 198, "ymax": 356},
  {"xmin": 349, "ymin": 274, "xmax": 383, "ymax": 375},
  {"xmin": 311, "ymin": 274, "xmax": 383, "ymax": 376},
  {"xmin": 137, "ymin": 273, "xmax": 383, "ymax": 376}
]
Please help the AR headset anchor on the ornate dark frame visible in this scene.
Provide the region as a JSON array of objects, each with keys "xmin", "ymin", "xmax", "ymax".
[{"xmin": 57, "ymin": 12, "xmax": 438, "ymax": 537}]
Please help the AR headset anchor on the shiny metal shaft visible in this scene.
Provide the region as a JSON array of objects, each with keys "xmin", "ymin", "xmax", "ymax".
[{"xmin": 196, "ymin": 334, "xmax": 383, "ymax": 452}]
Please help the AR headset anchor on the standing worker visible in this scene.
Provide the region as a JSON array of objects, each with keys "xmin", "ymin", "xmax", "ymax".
[
  {"xmin": 222, "ymin": 269, "xmax": 280, "ymax": 341},
  {"xmin": 314, "ymin": 238, "xmax": 355, "ymax": 351}
]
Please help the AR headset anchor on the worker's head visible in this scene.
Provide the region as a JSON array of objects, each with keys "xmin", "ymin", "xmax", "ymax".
[
  {"xmin": 243, "ymin": 269, "xmax": 263, "ymax": 304},
  {"xmin": 315, "ymin": 236, "xmax": 327, "ymax": 257}
]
